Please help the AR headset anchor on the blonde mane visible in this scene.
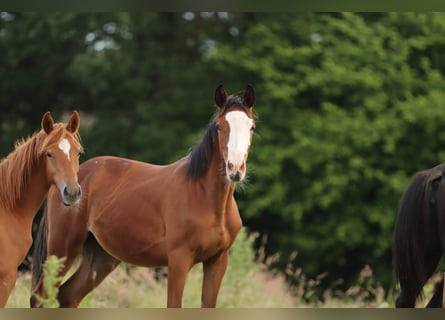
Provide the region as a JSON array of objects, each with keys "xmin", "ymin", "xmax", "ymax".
[{"xmin": 0, "ymin": 123, "xmax": 82, "ymax": 211}]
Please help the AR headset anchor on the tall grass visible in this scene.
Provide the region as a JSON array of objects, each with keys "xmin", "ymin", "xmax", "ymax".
[
  {"xmin": 5, "ymin": 227, "xmax": 440, "ymax": 308},
  {"xmin": 32, "ymin": 255, "xmax": 65, "ymax": 308}
]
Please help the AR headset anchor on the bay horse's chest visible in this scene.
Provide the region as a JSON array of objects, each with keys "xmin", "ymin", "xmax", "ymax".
[{"xmin": 186, "ymin": 209, "xmax": 242, "ymax": 263}]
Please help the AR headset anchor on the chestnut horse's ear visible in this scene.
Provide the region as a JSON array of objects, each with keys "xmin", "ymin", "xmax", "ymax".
[
  {"xmin": 66, "ymin": 110, "xmax": 80, "ymax": 133},
  {"xmin": 41, "ymin": 112, "xmax": 55, "ymax": 134},
  {"xmin": 214, "ymin": 84, "xmax": 227, "ymax": 109},
  {"xmin": 243, "ymin": 85, "xmax": 255, "ymax": 109}
]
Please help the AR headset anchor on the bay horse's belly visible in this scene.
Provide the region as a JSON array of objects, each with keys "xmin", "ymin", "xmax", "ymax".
[
  {"xmin": 82, "ymin": 156, "xmax": 171, "ymax": 267},
  {"xmin": 87, "ymin": 192, "xmax": 169, "ymax": 266},
  {"xmin": 90, "ymin": 221, "xmax": 169, "ymax": 267}
]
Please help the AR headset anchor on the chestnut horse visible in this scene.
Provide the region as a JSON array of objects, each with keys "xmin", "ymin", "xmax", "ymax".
[
  {"xmin": 0, "ymin": 111, "xmax": 82, "ymax": 307},
  {"xmin": 31, "ymin": 85, "xmax": 256, "ymax": 308}
]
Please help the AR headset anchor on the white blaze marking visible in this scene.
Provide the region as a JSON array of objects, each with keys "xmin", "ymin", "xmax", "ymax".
[
  {"xmin": 225, "ymin": 111, "xmax": 253, "ymax": 164},
  {"xmin": 58, "ymin": 138, "xmax": 71, "ymax": 160}
]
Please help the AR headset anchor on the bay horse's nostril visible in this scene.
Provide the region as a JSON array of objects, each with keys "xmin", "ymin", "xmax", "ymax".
[{"xmin": 229, "ymin": 171, "xmax": 241, "ymax": 182}]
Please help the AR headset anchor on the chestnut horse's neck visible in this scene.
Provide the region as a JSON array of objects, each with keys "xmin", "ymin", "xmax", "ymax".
[
  {"xmin": 0, "ymin": 132, "xmax": 50, "ymax": 221},
  {"xmin": 17, "ymin": 160, "xmax": 50, "ymax": 218}
]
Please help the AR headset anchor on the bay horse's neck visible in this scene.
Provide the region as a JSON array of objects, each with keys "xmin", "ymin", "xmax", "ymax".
[{"xmin": 201, "ymin": 143, "xmax": 236, "ymax": 221}]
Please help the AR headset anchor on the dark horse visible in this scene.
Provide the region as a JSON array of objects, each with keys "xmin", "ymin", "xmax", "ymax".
[
  {"xmin": 30, "ymin": 85, "xmax": 256, "ymax": 307},
  {"xmin": 393, "ymin": 163, "xmax": 445, "ymax": 307}
]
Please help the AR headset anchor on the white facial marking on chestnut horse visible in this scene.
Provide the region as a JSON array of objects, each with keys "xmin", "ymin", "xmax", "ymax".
[
  {"xmin": 58, "ymin": 138, "xmax": 71, "ymax": 160},
  {"xmin": 225, "ymin": 111, "xmax": 253, "ymax": 164}
]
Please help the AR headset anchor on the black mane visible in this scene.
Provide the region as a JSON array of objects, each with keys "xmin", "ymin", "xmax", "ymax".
[{"xmin": 186, "ymin": 120, "xmax": 218, "ymax": 180}]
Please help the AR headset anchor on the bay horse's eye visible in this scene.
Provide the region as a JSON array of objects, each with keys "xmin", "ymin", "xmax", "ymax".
[
  {"xmin": 46, "ymin": 151, "xmax": 53, "ymax": 158},
  {"xmin": 215, "ymin": 124, "xmax": 221, "ymax": 131}
]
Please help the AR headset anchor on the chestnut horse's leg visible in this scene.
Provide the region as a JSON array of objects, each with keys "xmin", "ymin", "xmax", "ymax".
[
  {"xmin": 167, "ymin": 248, "xmax": 194, "ymax": 307},
  {"xmin": 0, "ymin": 269, "xmax": 17, "ymax": 307},
  {"xmin": 201, "ymin": 250, "xmax": 229, "ymax": 308},
  {"xmin": 57, "ymin": 235, "xmax": 120, "ymax": 307}
]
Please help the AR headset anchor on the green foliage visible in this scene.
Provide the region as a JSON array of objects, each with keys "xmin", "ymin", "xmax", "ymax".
[
  {"xmin": 33, "ymin": 255, "xmax": 65, "ymax": 308},
  {"xmin": 217, "ymin": 228, "xmax": 262, "ymax": 306}
]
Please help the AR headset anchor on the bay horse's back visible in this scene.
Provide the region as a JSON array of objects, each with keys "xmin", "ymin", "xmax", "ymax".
[{"xmin": 393, "ymin": 164, "xmax": 445, "ymax": 307}]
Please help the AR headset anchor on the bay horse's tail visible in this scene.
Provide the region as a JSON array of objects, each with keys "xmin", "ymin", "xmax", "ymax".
[
  {"xmin": 392, "ymin": 165, "xmax": 444, "ymax": 307},
  {"xmin": 30, "ymin": 204, "xmax": 49, "ymax": 301}
]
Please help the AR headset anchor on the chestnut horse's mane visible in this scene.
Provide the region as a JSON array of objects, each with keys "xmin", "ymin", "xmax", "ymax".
[{"xmin": 0, "ymin": 123, "xmax": 82, "ymax": 211}]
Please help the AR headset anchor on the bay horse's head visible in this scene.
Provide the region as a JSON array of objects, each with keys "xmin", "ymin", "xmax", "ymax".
[
  {"xmin": 214, "ymin": 85, "xmax": 256, "ymax": 182},
  {"xmin": 40, "ymin": 111, "xmax": 83, "ymax": 206}
]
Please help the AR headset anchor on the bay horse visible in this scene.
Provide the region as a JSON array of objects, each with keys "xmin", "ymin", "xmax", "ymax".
[
  {"xmin": 30, "ymin": 85, "xmax": 256, "ymax": 308},
  {"xmin": 393, "ymin": 163, "xmax": 445, "ymax": 307},
  {"xmin": 0, "ymin": 111, "xmax": 82, "ymax": 307}
]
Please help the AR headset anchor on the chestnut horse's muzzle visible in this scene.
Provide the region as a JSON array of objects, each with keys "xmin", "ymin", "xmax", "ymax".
[{"xmin": 62, "ymin": 184, "xmax": 82, "ymax": 206}]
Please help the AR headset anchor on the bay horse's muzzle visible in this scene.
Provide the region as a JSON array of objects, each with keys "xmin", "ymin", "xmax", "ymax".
[
  {"xmin": 229, "ymin": 171, "xmax": 242, "ymax": 182},
  {"xmin": 227, "ymin": 160, "xmax": 246, "ymax": 182}
]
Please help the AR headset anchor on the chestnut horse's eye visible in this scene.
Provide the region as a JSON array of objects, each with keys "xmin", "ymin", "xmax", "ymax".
[
  {"xmin": 46, "ymin": 151, "xmax": 53, "ymax": 158},
  {"xmin": 251, "ymin": 125, "xmax": 256, "ymax": 131}
]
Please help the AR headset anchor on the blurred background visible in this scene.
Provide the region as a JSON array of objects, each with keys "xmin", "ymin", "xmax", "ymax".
[{"xmin": 2, "ymin": 12, "xmax": 445, "ymax": 301}]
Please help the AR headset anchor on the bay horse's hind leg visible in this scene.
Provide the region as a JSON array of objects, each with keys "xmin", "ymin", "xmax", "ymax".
[
  {"xmin": 31, "ymin": 212, "xmax": 89, "ymax": 307},
  {"xmin": 57, "ymin": 233, "xmax": 120, "ymax": 307}
]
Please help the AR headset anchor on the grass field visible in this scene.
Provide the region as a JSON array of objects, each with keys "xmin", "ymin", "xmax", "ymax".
[{"xmin": 5, "ymin": 229, "xmax": 441, "ymax": 308}]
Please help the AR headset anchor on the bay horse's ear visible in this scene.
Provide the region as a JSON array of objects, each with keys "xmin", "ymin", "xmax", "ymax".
[
  {"xmin": 243, "ymin": 84, "xmax": 255, "ymax": 109},
  {"xmin": 41, "ymin": 111, "xmax": 55, "ymax": 134},
  {"xmin": 66, "ymin": 110, "xmax": 80, "ymax": 133},
  {"xmin": 214, "ymin": 84, "xmax": 227, "ymax": 109}
]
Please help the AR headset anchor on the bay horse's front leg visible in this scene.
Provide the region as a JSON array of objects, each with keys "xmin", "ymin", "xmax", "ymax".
[
  {"xmin": 201, "ymin": 250, "xmax": 229, "ymax": 308},
  {"xmin": 167, "ymin": 248, "xmax": 193, "ymax": 308}
]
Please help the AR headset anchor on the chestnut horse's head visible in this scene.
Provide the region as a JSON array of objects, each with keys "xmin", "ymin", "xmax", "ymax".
[
  {"xmin": 214, "ymin": 85, "xmax": 256, "ymax": 182},
  {"xmin": 40, "ymin": 111, "xmax": 83, "ymax": 206}
]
